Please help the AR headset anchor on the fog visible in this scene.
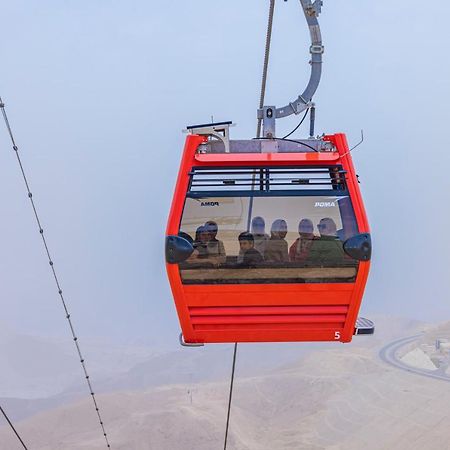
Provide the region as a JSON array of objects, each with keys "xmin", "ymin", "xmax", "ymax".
[{"xmin": 0, "ymin": 0, "xmax": 449, "ymax": 354}]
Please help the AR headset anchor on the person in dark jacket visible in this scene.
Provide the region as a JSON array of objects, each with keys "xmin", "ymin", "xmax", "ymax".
[
  {"xmin": 237, "ymin": 216, "xmax": 269, "ymax": 263},
  {"xmin": 238, "ymin": 232, "xmax": 263, "ymax": 267},
  {"xmin": 309, "ymin": 218, "xmax": 345, "ymax": 265}
]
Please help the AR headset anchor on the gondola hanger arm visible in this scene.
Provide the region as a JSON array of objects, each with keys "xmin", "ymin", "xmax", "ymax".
[{"xmin": 257, "ymin": 0, "xmax": 324, "ymax": 137}]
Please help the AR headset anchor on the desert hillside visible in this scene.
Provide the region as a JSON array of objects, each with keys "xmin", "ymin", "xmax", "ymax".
[{"xmin": 1, "ymin": 316, "xmax": 449, "ymax": 450}]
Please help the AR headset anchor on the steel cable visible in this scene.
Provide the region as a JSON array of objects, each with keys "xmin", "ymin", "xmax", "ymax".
[
  {"xmin": 0, "ymin": 405, "xmax": 29, "ymax": 449},
  {"xmin": 0, "ymin": 96, "xmax": 111, "ymax": 449},
  {"xmin": 256, "ymin": 0, "xmax": 276, "ymax": 138},
  {"xmin": 223, "ymin": 343, "xmax": 238, "ymax": 450},
  {"xmin": 250, "ymin": 1, "xmax": 276, "ymax": 231}
]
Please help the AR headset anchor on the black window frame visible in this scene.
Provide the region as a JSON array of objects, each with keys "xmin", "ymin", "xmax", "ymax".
[
  {"xmin": 178, "ymin": 165, "xmax": 360, "ymax": 285},
  {"xmin": 187, "ymin": 165, "xmax": 349, "ymax": 198}
]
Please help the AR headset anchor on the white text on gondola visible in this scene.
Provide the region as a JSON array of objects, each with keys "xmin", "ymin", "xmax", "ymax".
[{"xmin": 315, "ymin": 201, "xmax": 336, "ymax": 208}]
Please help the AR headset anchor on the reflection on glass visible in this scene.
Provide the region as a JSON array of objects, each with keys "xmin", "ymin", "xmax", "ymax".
[{"xmin": 179, "ymin": 196, "xmax": 359, "ymax": 284}]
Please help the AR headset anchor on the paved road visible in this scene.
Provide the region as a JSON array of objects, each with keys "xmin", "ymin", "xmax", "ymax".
[{"xmin": 379, "ymin": 334, "xmax": 450, "ymax": 383}]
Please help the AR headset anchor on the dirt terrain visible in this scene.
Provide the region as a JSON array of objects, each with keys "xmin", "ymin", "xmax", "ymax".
[{"xmin": 1, "ymin": 316, "xmax": 449, "ymax": 450}]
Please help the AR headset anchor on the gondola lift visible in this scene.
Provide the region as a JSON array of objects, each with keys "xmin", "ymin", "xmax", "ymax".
[{"xmin": 165, "ymin": 0, "xmax": 373, "ymax": 345}]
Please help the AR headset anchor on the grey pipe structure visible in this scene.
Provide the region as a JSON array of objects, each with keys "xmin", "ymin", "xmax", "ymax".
[{"xmin": 257, "ymin": 0, "xmax": 323, "ymax": 136}]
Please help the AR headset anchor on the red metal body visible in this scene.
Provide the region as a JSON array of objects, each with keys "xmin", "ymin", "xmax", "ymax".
[{"xmin": 166, "ymin": 133, "xmax": 370, "ymax": 344}]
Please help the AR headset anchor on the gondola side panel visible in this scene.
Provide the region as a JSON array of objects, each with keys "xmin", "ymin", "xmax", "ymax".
[
  {"xmin": 166, "ymin": 135, "xmax": 207, "ymax": 343},
  {"xmin": 333, "ymin": 133, "xmax": 371, "ymax": 342}
]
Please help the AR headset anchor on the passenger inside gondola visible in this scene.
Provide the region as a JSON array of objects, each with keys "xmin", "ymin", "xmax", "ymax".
[
  {"xmin": 238, "ymin": 232, "xmax": 263, "ymax": 267},
  {"xmin": 205, "ymin": 221, "xmax": 226, "ymax": 264},
  {"xmin": 193, "ymin": 225, "xmax": 209, "ymax": 256},
  {"xmin": 237, "ymin": 216, "xmax": 269, "ymax": 263},
  {"xmin": 250, "ymin": 216, "xmax": 270, "ymax": 257},
  {"xmin": 184, "ymin": 225, "xmax": 208, "ymax": 264},
  {"xmin": 178, "ymin": 194, "xmax": 358, "ymax": 283},
  {"xmin": 309, "ymin": 217, "xmax": 345, "ymax": 264},
  {"xmin": 187, "ymin": 225, "xmax": 221, "ymax": 266},
  {"xmin": 289, "ymin": 218, "xmax": 316, "ymax": 263},
  {"xmin": 265, "ymin": 219, "xmax": 289, "ymax": 262}
]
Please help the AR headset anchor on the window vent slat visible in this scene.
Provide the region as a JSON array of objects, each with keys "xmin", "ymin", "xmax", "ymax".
[{"xmin": 189, "ymin": 166, "xmax": 347, "ymax": 193}]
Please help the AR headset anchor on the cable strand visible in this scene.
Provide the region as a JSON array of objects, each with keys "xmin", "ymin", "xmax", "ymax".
[
  {"xmin": 0, "ymin": 405, "xmax": 29, "ymax": 450},
  {"xmin": 256, "ymin": 0, "xmax": 276, "ymax": 138},
  {"xmin": 0, "ymin": 96, "xmax": 111, "ymax": 449},
  {"xmin": 223, "ymin": 343, "xmax": 238, "ymax": 450}
]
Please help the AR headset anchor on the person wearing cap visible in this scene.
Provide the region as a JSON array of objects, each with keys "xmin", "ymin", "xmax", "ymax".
[
  {"xmin": 289, "ymin": 218, "xmax": 316, "ymax": 262},
  {"xmin": 265, "ymin": 219, "xmax": 289, "ymax": 263}
]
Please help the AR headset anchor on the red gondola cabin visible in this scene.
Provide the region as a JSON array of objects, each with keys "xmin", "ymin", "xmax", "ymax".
[{"xmin": 166, "ymin": 123, "xmax": 372, "ymax": 344}]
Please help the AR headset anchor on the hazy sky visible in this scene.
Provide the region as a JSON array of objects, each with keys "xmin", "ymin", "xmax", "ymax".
[{"xmin": 1, "ymin": 0, "xmax": 449, "ymax": 350}]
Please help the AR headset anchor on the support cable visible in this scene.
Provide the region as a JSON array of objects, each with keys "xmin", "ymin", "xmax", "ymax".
[
  {"xmin": 0, "ymin": 405, "xmax": 29, "ymax": 449},
  {"xmin": 223, "ymin": 343, "xmax": 238, "ymax": 450},
  {"xmin": 256, "ymin": 0, "xmax": 276, "ymax": 138},
  {"xmin": 250, "ymin": 1, "xmax": 276, "ymax": 230},
  {"xmin": 0, "ymin": 97, "xmax": 111, "ymax": 449}
]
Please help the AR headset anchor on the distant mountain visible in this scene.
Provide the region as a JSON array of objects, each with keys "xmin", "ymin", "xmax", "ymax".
[
  {"xmin": 0, "ymin": 325, "xmax": 155, "ymax": 398},
  {"xmin": 1, "ymin": 316, "xmax": 448, "ymax": 450},
  {"xmin": 0, "ymin": 314, "xmax": 426, "ymax": 422}
]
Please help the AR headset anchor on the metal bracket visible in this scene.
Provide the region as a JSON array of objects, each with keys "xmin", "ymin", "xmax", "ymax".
[
  {"xmin": 258, "ymin": 0, "xmax": 324, "ymax": 134},
  {"xmin": 303, "ymin": 0, "xmax": 323, "ymax": 17},
  {"xmin": 185, "ymin": 121, "xmax": 233, "ymax": 153},
  {"xmin": 261, "ymin": 106, "xmax": 276, "ymax": 138},
  {"xmin": 179, "ymin": 333, "xmax": 204, "ymax": 347}
]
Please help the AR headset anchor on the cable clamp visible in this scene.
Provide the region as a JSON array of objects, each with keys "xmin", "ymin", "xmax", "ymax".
[
  {"xmin": 289, "ymin": 98, "xmax": 312, "ymax": 115},
  {"xmin": 310, "ymin": 44, "xmax": 324, "ymax": 54},
  {"xmin": 302, "ymin": 0, "xmax": 323, "ymax": 17}
]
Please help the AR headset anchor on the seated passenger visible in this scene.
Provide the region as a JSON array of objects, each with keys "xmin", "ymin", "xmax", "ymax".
[
  {"xmin": 289, "ymin": 218, "xmax": 316, "ymax": 262},
  {"xmin": 189, "ymin": 224, "xmax": 224, "ymax": 267},
  {"xmin": 264, "ymin": 219, "xmax": 289, "ymax": 263},
  {"xmin": 185, "ymin": 226, "xmax": 210, "ymax": 264},
  {"xmin": 205, "ymin": 221, "xmax": 226, "ymax": 264},
  {"xmin": 309, "ymin": 218, "xmax": 345, "ymax": 265},
  {"xmin": 238, "ymin": 232, "xmax": 263, "ymax": 267},
  {"xmin": 251, "ymin": 216, "xmax": 270, "ymax": 257},
  {"xmin": 193, "ymin": 225, "xmax": 210, "ymax": 257},
  {"xmin": 237, "ymin": 216, "xmax": 269, "ymax": 263}
]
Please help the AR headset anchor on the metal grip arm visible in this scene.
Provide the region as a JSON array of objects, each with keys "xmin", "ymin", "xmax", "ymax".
[{"xmin": 275, "ymin": 0, "xmax": 323, "ymax": 118}]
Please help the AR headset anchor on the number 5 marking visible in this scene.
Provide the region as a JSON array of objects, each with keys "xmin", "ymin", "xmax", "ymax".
[{"xmin": 334, "ymin": 331, "xmax": 341, "ymax": 340}]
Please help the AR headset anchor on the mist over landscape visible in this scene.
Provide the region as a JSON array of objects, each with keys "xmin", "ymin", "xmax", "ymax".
[{"xmin": 1, "ymin": 1, "xmax": 449, "ymax": 449}]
